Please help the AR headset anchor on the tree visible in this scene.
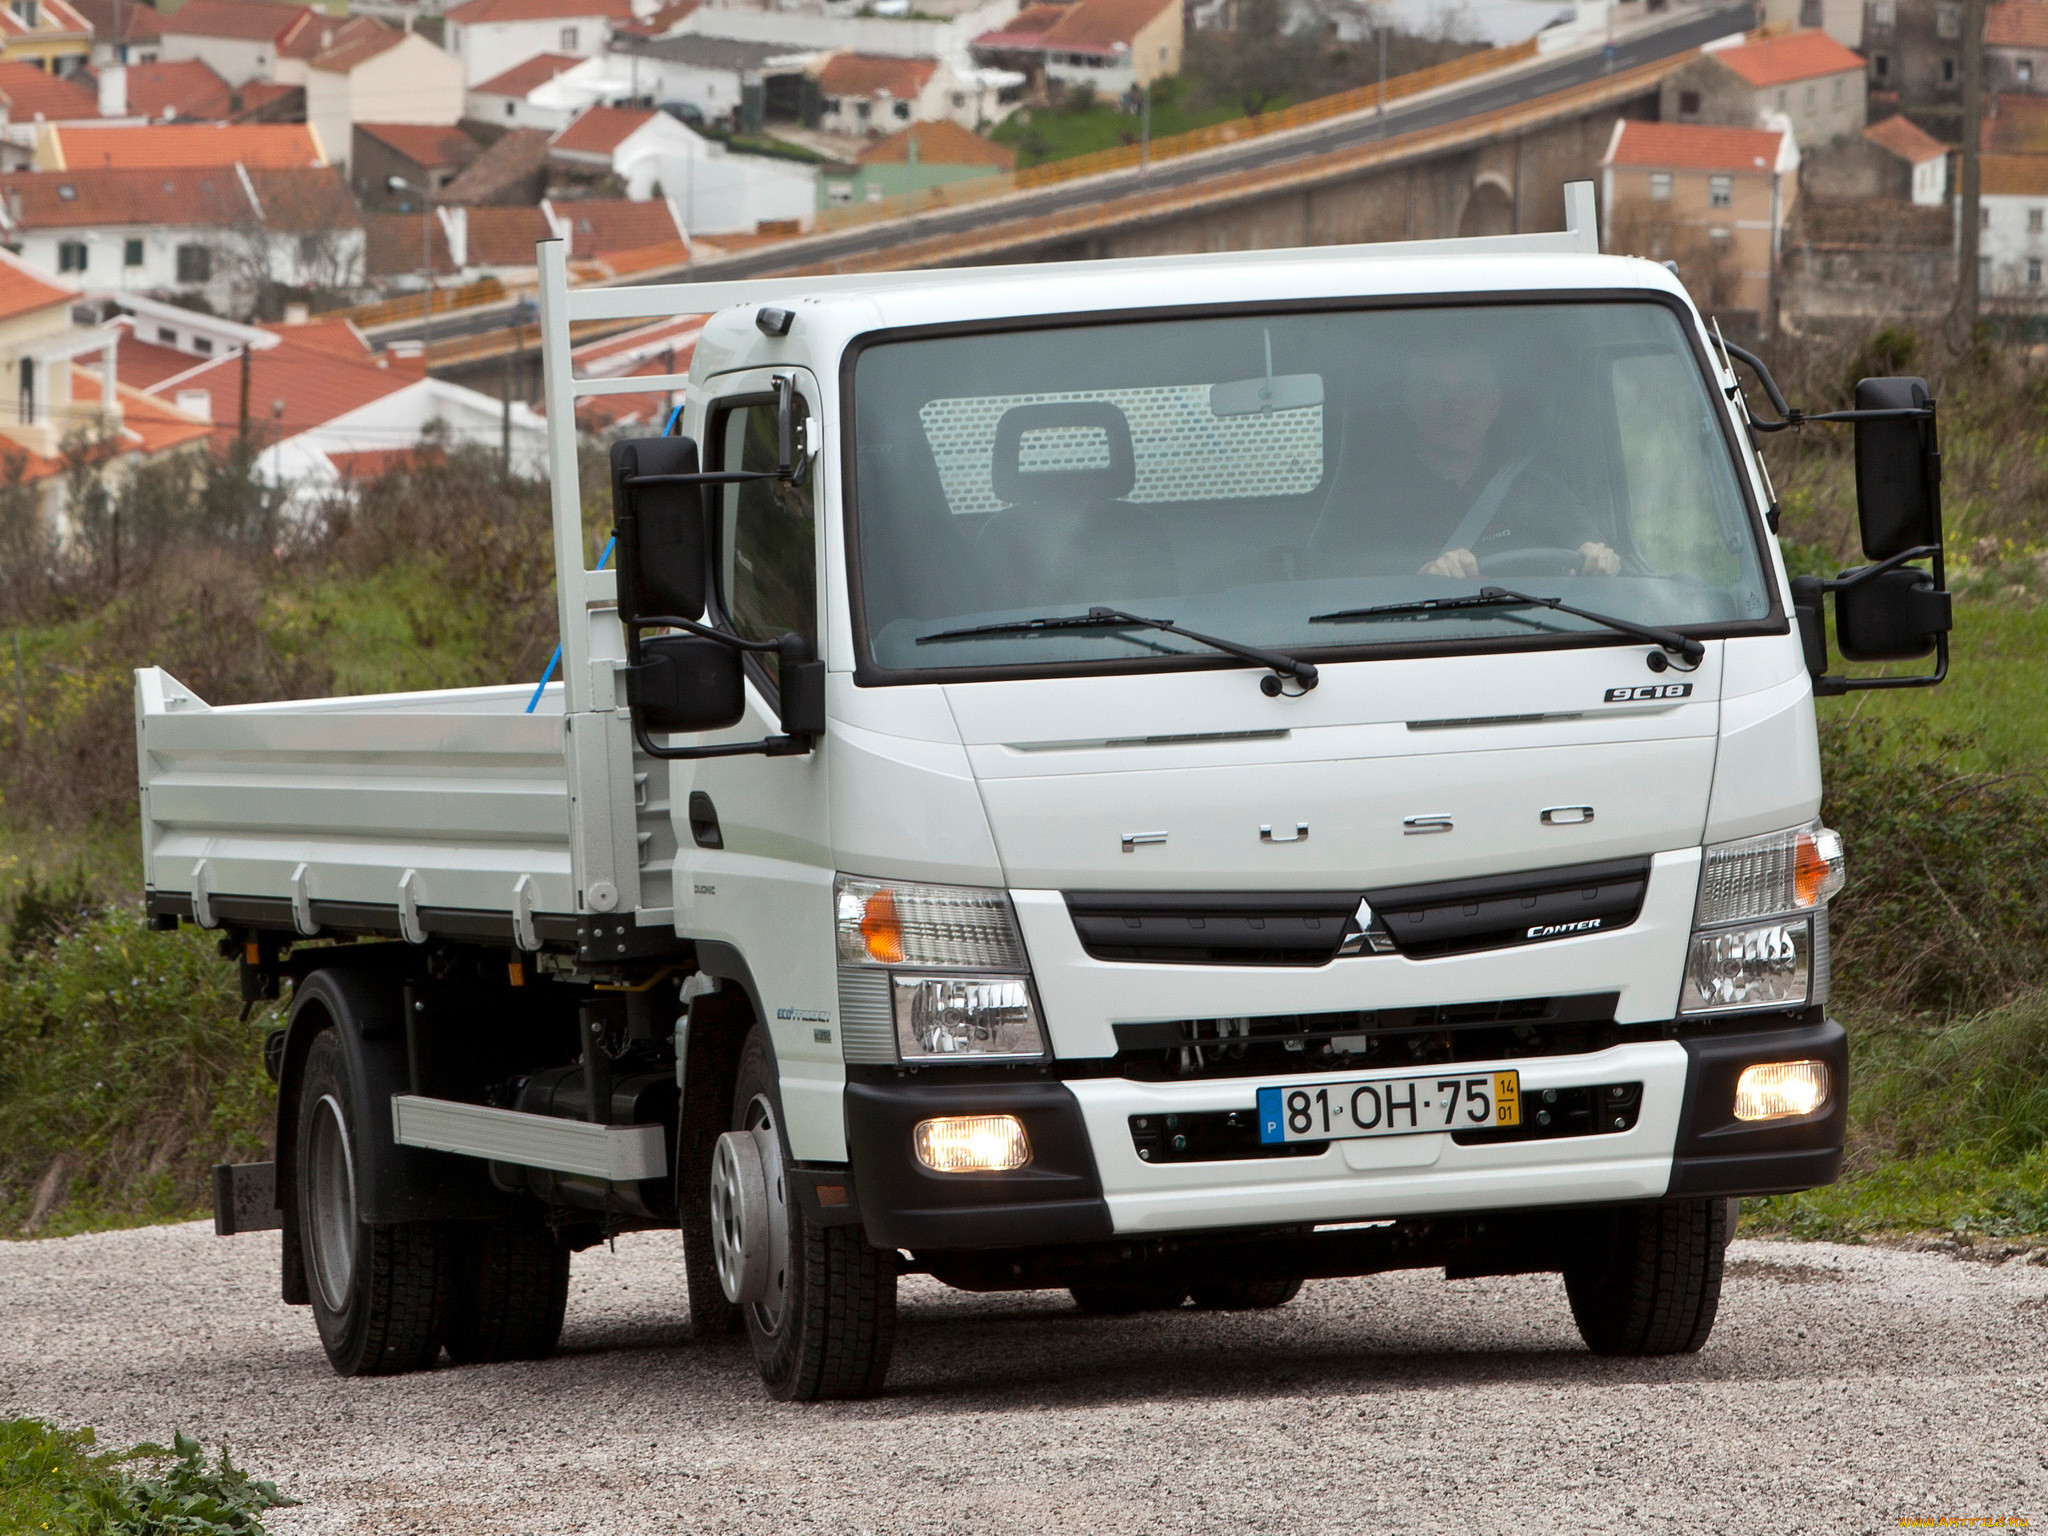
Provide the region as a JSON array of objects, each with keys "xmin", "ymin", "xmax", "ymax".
[{"xmin": 1188, "ymin": 0, "xmax": 1323, "ymax": 116}]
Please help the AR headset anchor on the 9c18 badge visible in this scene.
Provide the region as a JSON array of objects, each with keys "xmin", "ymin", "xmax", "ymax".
[{"xmin": 1604, "ymin": 683, "xmax": 1693, "ymax": 703}]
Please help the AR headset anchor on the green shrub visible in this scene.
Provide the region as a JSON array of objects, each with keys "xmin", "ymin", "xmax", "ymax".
[
  {"xmin": 0, "ymin": 906, "xmax": 276, "ymax": 1237},
  {"xmin": 1820, "ymin": 715, "xmax": 2048, "ymax": 1017},
  {"xmin": 0, "ymin": 1419, "xmax": 294, "ymax": 1534}
]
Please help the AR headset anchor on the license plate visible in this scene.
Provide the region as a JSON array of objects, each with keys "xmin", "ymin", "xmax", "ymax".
[{"xmin": 1258, "ymin": 1070, "xmax": 1522, "ymax": 1144}]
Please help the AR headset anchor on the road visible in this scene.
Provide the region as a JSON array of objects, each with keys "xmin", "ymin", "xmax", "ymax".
[
  {"xmin": 387, "ymin": 2, "xmax": 1755, "ymax": 354},
  {"xmin": 3, "ymin": 1222, "xmax": 2044, "ymax": 1534}
]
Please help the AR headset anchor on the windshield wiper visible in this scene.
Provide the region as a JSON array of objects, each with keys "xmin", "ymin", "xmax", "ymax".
[
  {"xmin": 917, "ymin": 606, "xmax": 1319, "ymax": 694},
  {"xmin": 1310, "ymin": 586, "xmax": 1704, "ymax": 666}
]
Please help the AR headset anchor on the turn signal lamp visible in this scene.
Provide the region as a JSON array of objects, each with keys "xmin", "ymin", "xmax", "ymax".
[
  {"xmin": 859, "ymin": 889, "xmax": 904, "ymax": 964},
  {"xmin": 913, "ymin": 1114, "xmax": 1032, "ymax": 1173},
  {"xmin": 1733, "ymin": 1060, "xmax": 1829, "ymax": 1122}
]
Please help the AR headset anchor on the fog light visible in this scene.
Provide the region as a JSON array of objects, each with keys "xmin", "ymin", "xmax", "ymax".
[
  {"xmin": 913, "ymin": 1114, "xmax": 1031, "ymax": 1173},
  {"xmin": 1734, "ymin": 1060, "xmax": 1829, "ymax": 1121}
]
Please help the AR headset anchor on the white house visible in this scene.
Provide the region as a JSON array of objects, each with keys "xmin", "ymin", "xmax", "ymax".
[
  {"xmin": 305, "ymin": 27, "xmax": 465, "ymax": 171},
  {"xmin": 465, "ymin": 50, "xmax": 581, "ymax": 127},
  {"xmin": 1973, "ymin": 154, "xmax": 2048, "ymax": 300},
  {"xmin": 157, "ymin": 0, "xmax": 389, "ymax": 88},
  {"xmin": 606, "ymin": 33, "xmax": 816, "ymax": 127},
  {"xmin": 0, "ymin": 163, "xmax": 364, "ymax": 312},
  {"xmin": 1863, "ymin": 114, "xmax": 1948, "ymax": 207},
  {"xmin": 443, "ymin": 0, "xmax": 634, "ymax": 88},
  {"xmin": 547, "ymin": 103, "xmax": 815, "ymax": 227}
]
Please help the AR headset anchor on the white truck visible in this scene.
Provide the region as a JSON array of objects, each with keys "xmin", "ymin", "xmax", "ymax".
[{"xmin": 153, "ymin": 182, "xmax": 1951, "ymax": 1400}]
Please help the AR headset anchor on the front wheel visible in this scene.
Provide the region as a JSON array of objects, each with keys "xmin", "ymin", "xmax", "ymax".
[
  {"xmin": 721, "ymin": 1029, "xmax": 897, "ymax": 1401},
  {"xmin": 1563, "ymin": 1198, "xmax": 1727, "ymax": 1356},
  {"xmin": 295, "ymin": 1029, "xmax": 454, "ymax": 1376}
]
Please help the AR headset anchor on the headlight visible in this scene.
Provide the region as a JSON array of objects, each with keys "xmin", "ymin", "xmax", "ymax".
[
  {"xmin": 835, "ymin": 876, "xmax": 1028, "ymax": 969},
  {"xmin": 1682, "ymin": 917, "xmax": 1811, "ymax": 1013},
  {"xmin": 1696, "ymin": 821, "xmax": 1845, "ymax": 926},
  {"xmin": 894, "ymin": 975, "xmax": 1045, "ymax": 1061}
]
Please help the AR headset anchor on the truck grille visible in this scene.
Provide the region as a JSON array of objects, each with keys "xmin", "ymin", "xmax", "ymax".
[{"xmin": 1111, "ymin": 993, "xmax": 1623, "ymax": 1081}]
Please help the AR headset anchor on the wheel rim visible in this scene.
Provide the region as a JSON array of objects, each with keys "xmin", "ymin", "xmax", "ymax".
[
  {"xmin": 305, "ymin": 1093, "xmax": 358, "ymax": 1314},
  {"xmin": 742, "ymin": 1094, "xmax": 790, "ymax": 1335},
  {"xmin": 709, "ymin": 1131, "xmax": 766, "ymax": 1305}
]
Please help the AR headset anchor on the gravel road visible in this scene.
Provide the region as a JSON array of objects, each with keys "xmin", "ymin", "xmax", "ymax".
[{"xmin": 4, "ymin": 1223, "xmax": 2045, "ymax": 1534}]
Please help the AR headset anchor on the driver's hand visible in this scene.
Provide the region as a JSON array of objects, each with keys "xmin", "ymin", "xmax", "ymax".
[
  {"xmin": 1421, "ymin": 548, "xmax": 1479, "ymax": 578},
  {"xmin": 1578, "ymin": 541, "xmax": 1621, "ymax": 576}
]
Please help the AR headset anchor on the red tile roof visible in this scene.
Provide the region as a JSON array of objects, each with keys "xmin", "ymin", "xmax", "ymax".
[
  {"xmin": 445, "ymin": 0, "xmax": 630, "ymax": 23},
  {"xmin": 72, "ymin": 0, "xmax": 163, "ymax": 45},
  {"xmin": 857, "ymin": 117, "xmax": 1013, "ymax": 168},
  {"xmin": 1706, "ymin": 28, "xmax": 1865, "ymax": 87},
  {"xmin": 817, "ymin": 52, "xmax": 936, "ymax": 99},
  {"xmin": 94, "ymin": 60, "xmax": 235, "ymax": 121},
  {"xmin": 364, "ymin": 209, "xmax": 458, "ymax": 277},
  {"xmin": 1042, "ymin": 0, "xmax": 1176, "ymax": 50},
  {"xmin": 355, "ymin": 121, "xmax": 479, "ymax": 169},
  {"xmin": 0, "ymin": 165, "xmax": 254, "ymax": 227},
  {"xmin": 1606, "ymin": 119, "xmax": 1786, "ymax": 171},
  {"xmin": 1865, "ymin": 112, "xmax": 1947, "ymax": 163},
  {"xmin": 326, "ymin": 445, "xmax": 444, "ymax": 479},
  {"xmin": 309, "ymin": 21, "xmax": 404, "ymax": 72},
  {"xmin": 612, "ymin": 0, "xmax": 698, "ymax": 38},
  {"xmin": 470, "ymin": 51, "xmax": 581, "ymax": 96},
  {"xmin": 275, "ymin": 316, "xmax": 371, "ymax": 357},
  {"xmin": 142, "ymin": 334, "xmax": 420, "ymax": 441},
  {"xmin": 551, "ymin": 195, "xmax": 682, "ymax": 257},
  {"xmin": 160, "ymin": 0, "xmax": 313, "ymax": 44},
  {"xmin": 1982, "ymin": 151, "xmax": 2048, "ymax": 194},
  {"xmin": 549, "ymin": 103, "xmax": 654, "ymax": 155},
  {"xmin": 46, "ymin": 121, "xmax": 324, "ymax": 168},
  {"xmin": 436, "ymin": 125, "xmax": 548, "ymax": 203},
  {"xmin": 461, "ymin": 202, "xmax": 551, "ymax": 265},
  {"xmin": 1988, "ymin": 0, "xmax": 2048, "ymax": 48},
  {"xmin": 279, "ymin": 12, "xmax": 385, "ymax": 61},
  {"xmin": 0, "ymin": 58, "xmax": 100, "ymax": 118},
  {"xmin": 0, "ymin": 247, "xmax": 77, "ymax": 323},
  {"xmin": 1984, "ymin": 92, "xmax": 2048, "ymax": 150},
  {"xmin": 231, "ymin": 80, "xmax": 300, "ymax": 117},
  {"xmin": 110, "ymin": 332, "xmax": 216, "ymax": 391}
]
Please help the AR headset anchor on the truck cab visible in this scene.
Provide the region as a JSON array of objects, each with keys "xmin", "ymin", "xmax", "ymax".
[{"xmin": 149, "ymin": 184, "xmax": 1951, "ymax": 1399}]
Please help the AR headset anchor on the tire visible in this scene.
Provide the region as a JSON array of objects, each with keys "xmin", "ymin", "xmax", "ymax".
[
  {"xmin": 445, "ymin": 1217, "xmax": 570, "ymax": 1365},
  {"xmin": 1189, "ymin": 1277, "xmax": 1303, "ymax": 1310},
  {"xmin": 1564, "ymin": 1198, "xmax": 1728, "ymax": 1356},
  {"xmin": 729, "ymin": 1029, "xmax": 897, "ymax": 1401},
  {"xmin": 1068, "ymin": 1279, "xmax": 1189, "ymax": 1315},
  {"xmin": 295, "ymin": 1028, "xmax": 455, "ymax": 1376}
]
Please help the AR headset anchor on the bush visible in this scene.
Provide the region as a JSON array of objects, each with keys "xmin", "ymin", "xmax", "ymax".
[
  {"xmin": 0, "ymin": 905, "xmax": 276, "ymax": 1236},
  {"xmin": 1820, "ymin": 715, "xmax": 2048, "ymax": 1017},
  {"xmin": 0, "ymin": 1420, "xmax": 293, "ymax": 1535}
]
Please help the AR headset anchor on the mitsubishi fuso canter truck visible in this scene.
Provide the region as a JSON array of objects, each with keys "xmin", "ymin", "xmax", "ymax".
[{"xmin": 154, "ymin": 182, "xmax": 1952, "ymax": 1400}]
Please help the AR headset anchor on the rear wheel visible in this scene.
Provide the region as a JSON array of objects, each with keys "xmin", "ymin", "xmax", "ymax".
[
  {"xmin": 1069, "ymin": 1279, "xmax": 1188, "ymax": 1315},
  {"xmin": 296, "ymin": 1029, "xmax": 454, "ymax": 1376},
  {"xmin": 722, "ymin": 1030, "xmax": 897, "ymax": 1400},
  {"xmin": 1564, "ymin": 1198, "xmax": 1728, "ymax": 1356},
  {"xmin": 445, "ymin": 1216, "xmax": 570, "ymax": 1365},
  {"xmin": 1189, "ymin": 1277, "xmax": 1303, "ymax": 1311}
]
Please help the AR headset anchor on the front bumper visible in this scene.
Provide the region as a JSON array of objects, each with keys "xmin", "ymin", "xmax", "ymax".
[{"xmin": 845, "ymin": 1013, "xmax": 1845, "ymax": 1253}]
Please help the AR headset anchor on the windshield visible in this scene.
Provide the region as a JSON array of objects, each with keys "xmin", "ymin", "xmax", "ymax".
[{"xmin": 850, "ymin": 301, "xmax": 1773, "ymax": 676}]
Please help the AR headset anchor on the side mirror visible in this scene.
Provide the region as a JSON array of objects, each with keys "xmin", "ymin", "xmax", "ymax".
[
  {"xmin": 1834, "ymin": 565, "xmax": 1952, "ymax": 663},
  {"xmin": 777, "ymin": 654, "xmax": 825, "ymax": 738},
  {"xmin": 1853, "ymin": 376, "xmax": 1941, "ymax": 561},
  {"xmin": 626, "ymin": 634, "xmax": 744, "ymax": 734},
  {"xmin": 611, "ymin": 436, "xmax": 705, "ymax": 626}
]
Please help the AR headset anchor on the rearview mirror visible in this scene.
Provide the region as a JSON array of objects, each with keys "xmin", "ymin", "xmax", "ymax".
[
  {"xmin": 1853, "ymin": 377, "xmax": 1940, "ymax": 561},
  {"xmin": 611, "ymin": 436, "xmax": 705, "ymax": 625},
  {"xmin": 626, "ymin": 634, "xmax": 744, "ymax": 734},
  {"xmin": 1833, "ymin": 565, "xmax": 1952, "ymax": 663},
  {"xmin": 1210, "ymin": 372, "xmax": 1323, "ymax": 417}
]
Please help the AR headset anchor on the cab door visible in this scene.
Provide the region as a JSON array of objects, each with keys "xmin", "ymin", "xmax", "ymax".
[{"xmin": 672, "ymin": 367, "xmax": 844, "ymax": 1160}]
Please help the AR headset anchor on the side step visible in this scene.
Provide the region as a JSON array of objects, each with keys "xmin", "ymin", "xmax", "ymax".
[{"xmin": 390, "ymin": 1094, "xmax": 668, "ymax": 1182}]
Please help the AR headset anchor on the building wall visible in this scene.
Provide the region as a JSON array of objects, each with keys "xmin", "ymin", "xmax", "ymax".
[
  {"xmin": 817, "ymin": 69, "xmax": 954, "ymax": 136},
  {"xmin": 1662, "ymin": 56, "xmax": 1865, "ymax": 148},
  {"xmin": 309, "ymin": 36, "xmax": 463, "ymax": 170},
  {"xmin": 1, "ymin": 32, "xmax": 91, "ymax": 72},
  {"xmin": 1604, "ymin": 160, "xmax": 1783, "ymax": 320},
  {"xmin": 1976, "ymin": 190, "xmax": 2048, "ymax": 295},
  {"xmin": 158, "ymin": 31, "xmax": 274, "ymax": 86},
  {"xmin": 1129, "ymin": 0, "xmax": 1183, "ymax": 87},
  {"xmin": 673, "ymin": 0, "xmax": 1019, "ymax": 66},
  {"xmin": 12, "ymin": 221, "xmax": 364, "ymax": 312},
  {"xmin": 1863, "ymin": 0, "xmax": 1963, "ymax": 114},
  {"xmin": 1986, "ymin": 44, "xmax": 2048, "ymax": 96},
  {"xmin": 466, "ymin": 84, "xmax": 575, "ymax": 128},
  {"xmin": 447, "ymin": 15, "xmax": 610, "ymax": 87},
  {"xmin": 822, "ymin": 157, "xmax": 1002, "ymax": 206}
]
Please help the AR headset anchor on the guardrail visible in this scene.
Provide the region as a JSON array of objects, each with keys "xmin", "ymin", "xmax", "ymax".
[
  {"xmin": 323, "ymin": 276, "xmax": 511, "ymax": 332},
  {"xmin": 812, "ymin": 38, "xmax": 1540, "ymax": 235}
]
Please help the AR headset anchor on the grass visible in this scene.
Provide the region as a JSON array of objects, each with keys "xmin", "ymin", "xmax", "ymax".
[
  {"xmin": 0, "ymin": 1420, "xmax": 293, "ymax": 1535},
  {"xmin": 990, "ymin": 77, "xmax": 1275, "ymax": 169}
]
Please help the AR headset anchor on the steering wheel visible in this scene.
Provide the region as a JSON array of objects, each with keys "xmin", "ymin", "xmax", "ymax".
[{"xmin": 1476, "ymin": 546, "xmax": 1594, "ymax": 579}]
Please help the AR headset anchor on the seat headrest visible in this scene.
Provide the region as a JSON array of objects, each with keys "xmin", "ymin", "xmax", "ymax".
[{"xmin": 989, "ymin": 401, "xmax": 1136, "ymax": 507}]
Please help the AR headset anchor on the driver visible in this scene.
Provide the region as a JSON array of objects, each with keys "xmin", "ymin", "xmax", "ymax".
[{"xmin": 1382, "ymin": 349, "xmax": 1620, "ymax": 579}]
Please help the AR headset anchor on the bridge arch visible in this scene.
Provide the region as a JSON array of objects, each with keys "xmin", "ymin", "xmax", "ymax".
[{"xmin": 1457, "ymin": 173, "xmax": 1516, "ymax": 238}]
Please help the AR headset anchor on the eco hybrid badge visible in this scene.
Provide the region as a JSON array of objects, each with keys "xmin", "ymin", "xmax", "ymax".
[{"xmin": 1605, "ymin": 683, "xmax": 1693, "ymax": 703}]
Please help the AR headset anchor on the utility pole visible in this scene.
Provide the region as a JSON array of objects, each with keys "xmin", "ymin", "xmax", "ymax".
[
  {"xmin": 1958, "ymin": 0, "xmax": 1986, "ymax": 321},
  {"xmin": 906, "ymin": 125, "xmax": 918, "ymax": 213},
  {"xmin": 237, "ymin": 343, "xmax": 250, "ymax": 444},
  {"xmin": 1377, "ymin": 24, "xmax": 1387, "ymax": 116},
  {"xmin": 1139, "ymin": 80, "xmax": 1151, "ymax": 172}
]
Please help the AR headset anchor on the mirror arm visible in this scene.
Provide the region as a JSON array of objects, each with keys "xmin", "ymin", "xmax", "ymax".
[
  {"xmin": 1719, "ymin": 341, "xmax": 1937, "ymax": 433},
  {"xmin": 1795, "ymin": 544, "xmax": 1950, "ymax": 697},
  {"xmin": 1810, "ymin": 630, "xmax": 1948, "ymax": 698}
]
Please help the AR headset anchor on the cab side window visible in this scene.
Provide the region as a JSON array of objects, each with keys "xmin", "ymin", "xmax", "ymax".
[{"xmin": 718, "ymin": 394, "xmax": 815, "ymax": 690}]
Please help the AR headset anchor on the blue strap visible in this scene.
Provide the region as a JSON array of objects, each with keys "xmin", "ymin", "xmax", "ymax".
[{"xmin": 525, "ymin": 534, "xmax": 616, "ymax": 714}]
